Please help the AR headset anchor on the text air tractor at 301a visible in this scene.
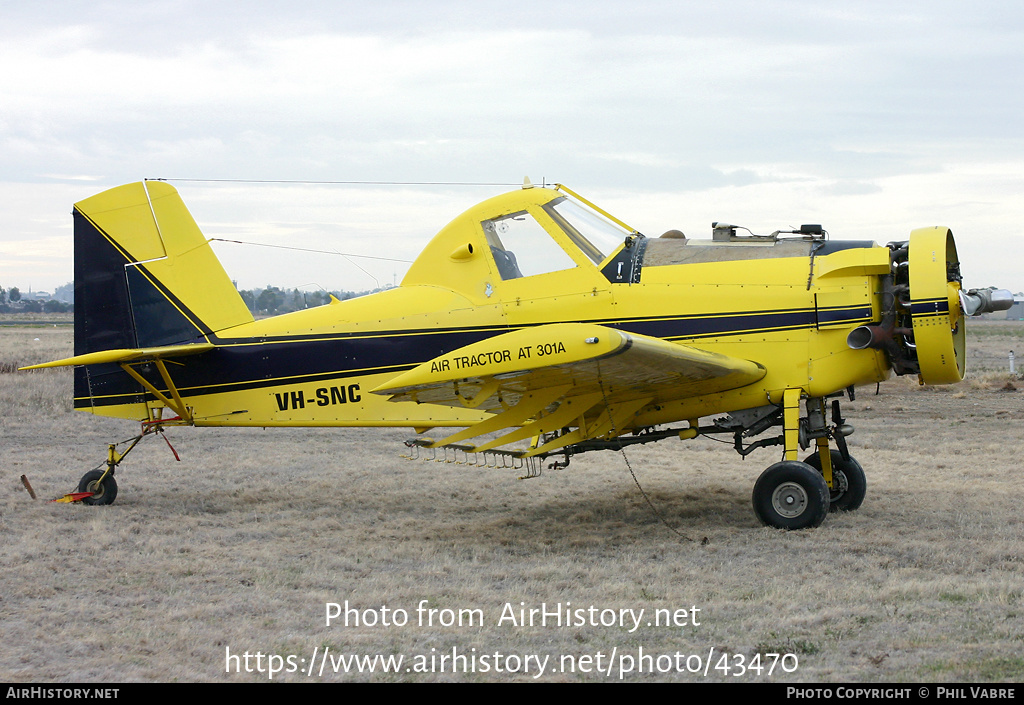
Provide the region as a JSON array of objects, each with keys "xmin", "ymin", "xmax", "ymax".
[{"xmin": 23, "ymin": 179, "xmax": 1012, "ymax": 529}]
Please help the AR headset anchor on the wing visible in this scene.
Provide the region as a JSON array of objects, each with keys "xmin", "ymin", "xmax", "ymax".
[{"xmin": 372, "ymin": 323, "xmax": 765, "ymax": 456}]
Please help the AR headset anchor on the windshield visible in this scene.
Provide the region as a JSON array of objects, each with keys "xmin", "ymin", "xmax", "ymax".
[{"xmin": 544, "ymin": 197, "xmax": 632, "ymax": 265}]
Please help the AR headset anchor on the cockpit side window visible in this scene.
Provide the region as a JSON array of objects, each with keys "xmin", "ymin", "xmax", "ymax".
[{"xmin": 481, "ymin": 211, "xmax": 578, "ymax": 280}]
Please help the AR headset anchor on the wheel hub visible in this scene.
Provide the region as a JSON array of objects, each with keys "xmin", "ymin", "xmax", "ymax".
[
  {"xmin": 772, "ymin": 482, "xmax": 808, "ymax": 518},
  {"xmin": 829, "ymin": 469, "xmax": 849, "ymax": 502}
]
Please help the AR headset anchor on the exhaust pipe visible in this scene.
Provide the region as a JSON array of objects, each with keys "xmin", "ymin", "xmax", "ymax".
[
  {"xmin": 847, "ymin": 323, "xmax": 914, "ymax": 351},
  {"xmin": 847, "ymin": 324, "xmax": 894, "ymax": 350},
  {"xmin": 847, "ymin": 275, "xmax": 917, "ymax": 374}
]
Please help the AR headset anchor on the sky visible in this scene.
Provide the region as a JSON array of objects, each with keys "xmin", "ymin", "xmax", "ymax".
[{"xmin": 2, "ymin": 0, "xmax": 1022, "ymax": 294}]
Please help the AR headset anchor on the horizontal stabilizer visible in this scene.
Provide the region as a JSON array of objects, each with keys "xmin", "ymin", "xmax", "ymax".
[{"xmin": 20, "ymin": 342, "xmax": 215, "ymax": 370}]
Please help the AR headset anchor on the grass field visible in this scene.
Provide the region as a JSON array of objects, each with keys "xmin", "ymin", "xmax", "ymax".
[{"xmin": 1, "ymin": 316, "xmax": 1022, "ymax": 682}]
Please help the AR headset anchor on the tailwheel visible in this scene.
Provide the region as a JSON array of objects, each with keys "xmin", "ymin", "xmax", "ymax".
[
  {"xmin": 77, "ymin": 469, "xmax": 118, "ymax": 506},
  {"xmin": 752, "ymin": 461, "xmax": 830, "ymax": 530},
  {"xmin": 804, "ymin": 450, "xmax": 866, "ymax": 512}
]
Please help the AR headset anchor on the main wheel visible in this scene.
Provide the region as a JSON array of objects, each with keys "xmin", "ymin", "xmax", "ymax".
[
  {"xmin": 752, "ymin": 461, "xmax": 830, "ymax": 529},
  {"xmin": 77, "ymin": 469, "xmax": 118, "ymax": 506},
  {"xmin": 803, "ymin": 450, "xmax": 866, "ymax": 512}
]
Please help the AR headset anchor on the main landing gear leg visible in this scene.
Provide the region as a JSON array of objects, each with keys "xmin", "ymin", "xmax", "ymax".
[
  {"xmin": 750, "ymin": 391, "xmax": 867, "ymax": 528},
  {"xmin": 804, "ymin": 449, "xmax": 867, "ymax": 512},
  {"xmin": 751, "ymin": 389, "xmax": 831, "ymax": 530},
  {"xmin": 802, "ymin": 397, "xmax": 867, "ymax": 512}
]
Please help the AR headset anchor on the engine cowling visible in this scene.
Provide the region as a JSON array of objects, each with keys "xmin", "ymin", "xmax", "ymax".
[
  {"xmin": 906, "ymin": 227, "xmax": 965, "ymax": 384},
  {"xmin": 847, "ymin": 227, "xmax": 1012, "ymax": 385}
]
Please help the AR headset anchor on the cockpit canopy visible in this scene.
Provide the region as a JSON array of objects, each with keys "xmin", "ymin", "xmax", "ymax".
[{"xmin": 402, "ymin": 186, "xmax": 636, "ymax": 298}]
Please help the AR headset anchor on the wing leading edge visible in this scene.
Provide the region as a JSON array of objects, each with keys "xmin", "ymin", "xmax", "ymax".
[{"xmin": 372, "ymin": 323, "xmax": 765, "ymax": 456}]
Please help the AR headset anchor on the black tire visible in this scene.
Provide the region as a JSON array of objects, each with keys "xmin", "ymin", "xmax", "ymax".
[
  {"xmin": 752, "ymin": 461, "xmax": 830, "ymax": 530},
  {"xmin": 77, "ymin": 469, "xmax": 118, "ymax": 506},
  {"xmin": 803, "ymin": 450, "xmax": 866, "ymax": 512}
]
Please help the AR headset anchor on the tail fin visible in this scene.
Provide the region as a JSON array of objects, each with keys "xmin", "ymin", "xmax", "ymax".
[
  {"xmin": 70, "ymin": 181, "xmax": 253, "ymax": 416},
  {"xmin": 73, "ymin": 181, "xmax": 253, "ymax": 355}
]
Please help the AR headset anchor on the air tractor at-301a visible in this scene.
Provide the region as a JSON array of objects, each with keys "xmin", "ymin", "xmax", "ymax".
[{"xmin": 23, "ymin": 179, "xmax": 1012, "ymax": 529}]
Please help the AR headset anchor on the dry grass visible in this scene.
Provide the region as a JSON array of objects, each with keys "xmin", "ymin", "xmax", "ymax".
[{"xmin": 1, "ymin": 319, "xmax": 1023, "ymax": 683}]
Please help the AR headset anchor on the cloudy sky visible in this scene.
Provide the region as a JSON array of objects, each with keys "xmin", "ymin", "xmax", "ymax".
[{"xmin": 2, "ymin": 0, "xmax": 1022, "ymax": 294}]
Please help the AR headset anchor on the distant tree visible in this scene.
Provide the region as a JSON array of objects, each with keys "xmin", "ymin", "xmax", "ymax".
[
  {"xmin": 205, "ymin": 284, "xmax": 379, "ymax": 316},
  {"xmin": 53, "ymin": 282, "xmax": 75, "ymax": 304},
  {"xmin": 9, "ymin": 287, "xmax": 20, "ymax": 303},
  {"xmin": 0, "ymin": 286, "xmax": 6, "ymax": 304},
  {"xmin": 305, "ymin": 291, "xmax": 331, "ymax": 307},
  {"xmin": 256, "ymin": 286, "xmax": 285, "ymax": 314},
  {"xmin": 43, "ymin": 300, "xmax": 71, "ymax": 313},
  {"xmin": 239, "ymin": 289, "xmax": 256, "ymax": 313}
]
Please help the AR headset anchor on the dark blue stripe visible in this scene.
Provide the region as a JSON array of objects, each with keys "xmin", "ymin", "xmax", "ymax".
[
  {"xmin": 816, "ymin": 306, "xmax": 873, "ymax": 326},
  {"xmin": 612, "ymin": 309, "xmax": 817, "ymax": 340},
  {"xmin": 76, "ymin": 304, "xmax": 871, "ymax": 408},
  {"xmin": 910, "ymin": 298, "xmax": 950, "ymax": 316}
]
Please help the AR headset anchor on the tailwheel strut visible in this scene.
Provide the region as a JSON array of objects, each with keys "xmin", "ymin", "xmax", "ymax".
[{"xmin": 52, "ymin": 424, "xmax": 180, "ymax": 505}]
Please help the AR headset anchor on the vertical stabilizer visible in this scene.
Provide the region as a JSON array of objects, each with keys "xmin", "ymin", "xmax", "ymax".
[
  {"xmin": 73, "ymin": 181, "xmax": 254, "ymax": 415},
  {"xmin": 74, "ymin": 181, "xmax": 253, "ymax": 355}
]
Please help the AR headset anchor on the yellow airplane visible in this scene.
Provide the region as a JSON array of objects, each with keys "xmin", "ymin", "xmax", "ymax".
[{"xmin": 24, "ymin": 179, "xmax": 1012, "ymax": 529}]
